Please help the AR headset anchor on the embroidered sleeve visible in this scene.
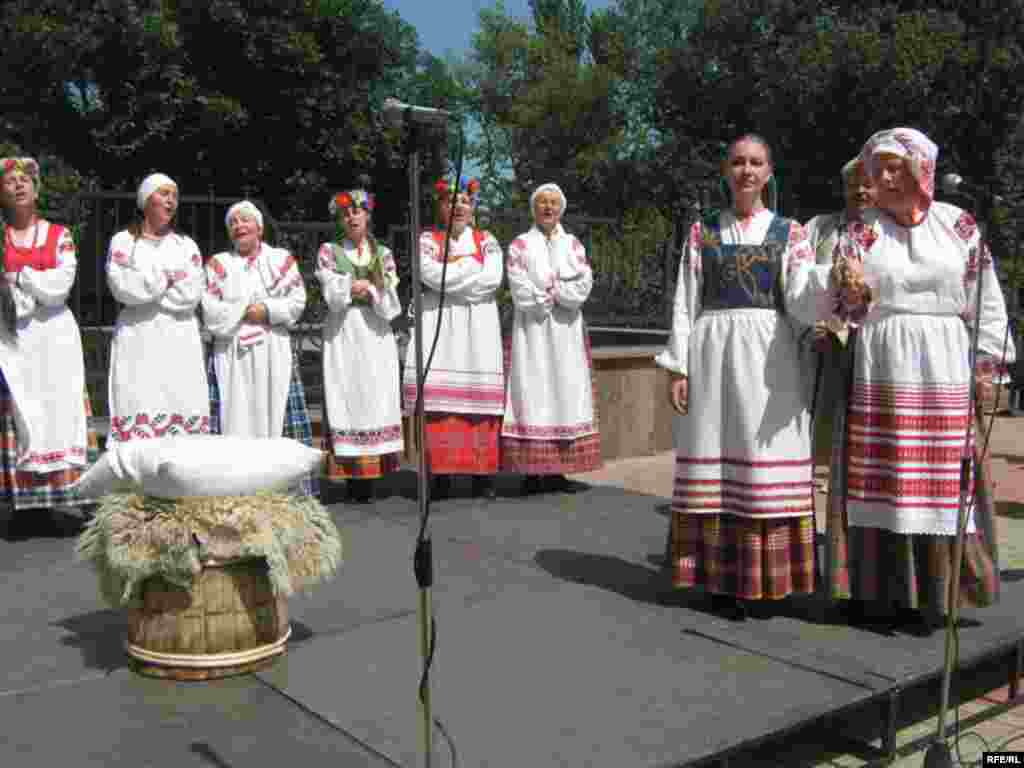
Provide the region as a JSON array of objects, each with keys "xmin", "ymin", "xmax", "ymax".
[
  {"xmin": 964, "ymin": 231, "xmax": 1016, "ymax": 366},
  {"xmin": 553, "ymin": 235, "xmax": 593, "ymax": 311},
  {"xmin": 107, "ymin": 232, "xmax": 169, "ymax": 306},
  {"xmin": 507, "ymin": 235, "xmax": 552, "ymax": 317},
  {"xmin": 20, "ymin": 225, "xmax": 77, "ymax": 308},
  {"xmin": 263, "ymin": 248, "xmax": 306, "ymax": 328},
  {"xmin": 159, "ymin": 236, "xmax": 204, "ymax": 313},
  {"xmin": 655, "ymin": 221, "xmax": 704, "ymax": 375},
  {"xmin": 368, "ymin": 246, "xmax": 401, "ymax": 322},
  {"xmin": 420, "ymin": 230, "xmax": 499, "ymax": 302},
  {"xmin": 201, "ymin": 254, "xmax": 246, "ymax": 337},
  {"xmin": 316, "ymin": 242, "xmax": 352, "ymax": 312}
]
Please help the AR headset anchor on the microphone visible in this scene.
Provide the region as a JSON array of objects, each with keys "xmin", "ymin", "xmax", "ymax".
[
  {"xmin": 941, "ymin": 173, "xmax": 1004, "ymax": 204},
  {"xmin": 382, "ymin": 97, "xmax": 451, "ymax": 127}
]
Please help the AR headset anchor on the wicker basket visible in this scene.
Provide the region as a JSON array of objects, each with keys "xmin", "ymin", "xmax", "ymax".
[{"xmin": 126, "ymin": 557, "xmax": 290, "ymax": 680}]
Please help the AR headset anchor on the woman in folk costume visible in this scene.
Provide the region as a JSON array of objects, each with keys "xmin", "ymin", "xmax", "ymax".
[
  {"xmin": 803, "ymin": 158, "xmax": 877, "ymax": 495},
  {"xmin": 825, "ymin": 128, "xmax": 1014, "ymax": 633},
  {"xmin": 402, "ymin": 177, "xmax": 504, "ymax": 500},
  {"xmin": 316, "ymin": 184, "xmax": 403, "ymax": 503},
  {"xmin": 0, "ymin": 156, "xmax": 97, "ymax": 532},
  {"xmin": 107, "ymin": 173, "xmax": 209, "ymax": 441},
  {"xmin": 203, "ymin": 200, "xmax": 317, "ymax": 497},
  {"xmin": 501, "ymin": 182, "xmax": 602, "ymax": 494},
  {"xmin": 656, "ymin": 134, "xmax": 829, "ymax": 620}
]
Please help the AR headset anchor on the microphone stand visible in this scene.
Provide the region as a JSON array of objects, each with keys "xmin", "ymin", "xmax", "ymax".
[
  {"xmin": 924, "ymin": 199, "xmax": 989, "ymax": 768},
  {"xmin": 406, "ymin": 124, "xmax": 435, "ymax": 768}
]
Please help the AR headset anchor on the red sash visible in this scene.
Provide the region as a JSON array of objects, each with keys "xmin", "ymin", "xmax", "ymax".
[
  {"xmin": 430, "ymin": 229, "xmax": 486, "ymax": 265},
  {"xmin": 4, "ymin": 222, "xmax": 61, "ymax": 273}
]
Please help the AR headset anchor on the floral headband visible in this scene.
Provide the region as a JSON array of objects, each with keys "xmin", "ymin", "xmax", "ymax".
[
  {"xmin": 434, "ymin": 177, "xmax": 480, "ymax": 206},
  {"xmin": 0, "ymin": 157, "xmax": 41, "ymax": 187},
  {"xmin": 329, "ymin": 189, "xmax": 375, "ymax": 217}
]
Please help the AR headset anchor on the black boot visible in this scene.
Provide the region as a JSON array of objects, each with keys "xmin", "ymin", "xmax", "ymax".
[
  {"xmin": 471, "ymin": 475, "xmax": 496, "ymax": 500},
  {"xmin": 431, "ymin": 474, "xmax": 452, "ymax": 500},
  {"xmin": 541, "ymin": 474, "xmax": 571, "ymax": 493},
  {"xmin": 710, "ymin": 594, "xmax": 747, "ymax": 621},
  {"xmin": 522, "ymin": 475, "xmax": 543, "ymax": 496},
  {"xmin": 347, "ymin": 478, "xmax": 375, "ymax": 504}
]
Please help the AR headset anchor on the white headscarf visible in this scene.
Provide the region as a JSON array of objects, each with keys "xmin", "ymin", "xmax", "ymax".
[
  {"xmin": 137, "ymin": 173, "xmax": 177, "ymax": 211},
  {"xmin": 860, "ymin": 128, "xmax": 938, "ymax": 205},
  {"xmin": 530, "ymin": 183, "xmax": 567, "ymax": 219},
  {"xmin": 225, "ymin": 200, "xmax": 263, "ymax": 231}
]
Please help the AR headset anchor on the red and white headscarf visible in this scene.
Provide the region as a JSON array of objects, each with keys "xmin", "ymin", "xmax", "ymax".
[{"xmin": 860, "ymin": 127, "xmax": 938, "ymax": 207}]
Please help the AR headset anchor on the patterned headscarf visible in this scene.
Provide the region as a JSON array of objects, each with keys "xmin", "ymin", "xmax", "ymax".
[
  {"xmin": 137, "ymin": 173, "xmax": 177, "ymax": 211},
  {"xmin": 530, "ymin": 183, "xmax": 567, "ymax": 217},
  {"xmin": 328, "ymin": 188, "xmax": 374, "ymax": 217},
  {"xmin": 860, "ymin": 128, "xmax": 938, "ymax": 206},
  {"xmin": 0, "ymin": 157, "xmax": 41, "ymax": 189},
  {"xmin": 225, "ymin": 200, "xmax": 263, "ymax": 231}
]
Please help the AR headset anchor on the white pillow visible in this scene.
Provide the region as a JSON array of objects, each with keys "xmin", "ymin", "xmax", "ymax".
[{"xmin": 76, "ymin": 435, "xmax": 324, "ymax": 499}]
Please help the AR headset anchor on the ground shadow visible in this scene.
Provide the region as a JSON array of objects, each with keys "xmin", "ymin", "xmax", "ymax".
[
  {"xmin": 190, "ymin": 742, "xmax": 236, "ymax": 768},
  {"xmin": 534, "ymin": 548, "xmax": 698, "ymax": 609},
  {"xmin": 288, "ymin": 620, "xmax": 315, "ymax": 644},
  {"xmin": 996, "ymin": 500, "xmax": 1024, "ymax": 519},
  {"xmin": 1002, "ymin": 568, "xmax": 1024, "ymax": 583},
  {"xmin": 53, "ymin": 609, "xmax": 130, "ymax": 672},
  {"xmin": 0, "ymin": 509, "xmax": 86, "ymax": 542},
  {"xmin": 991, "ymin": 451, "xmax": 1024, "ymax": 466}
]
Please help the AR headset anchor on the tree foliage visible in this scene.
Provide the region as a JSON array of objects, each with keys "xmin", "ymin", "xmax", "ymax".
[
  {"xmin": 0, "ymin": 0, "xmax": 457, "ymax": 224},
  {"xmin": 655, "ymin": 0, "xmax": 1024, "ymax": 227}
]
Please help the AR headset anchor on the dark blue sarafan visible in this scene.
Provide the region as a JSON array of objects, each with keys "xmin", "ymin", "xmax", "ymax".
[{"xmin": 699, "ymin": 214, "xmax": 793, "ymax": 312}]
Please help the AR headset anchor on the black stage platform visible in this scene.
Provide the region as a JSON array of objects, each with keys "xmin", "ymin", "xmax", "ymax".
[{"xmin": 0, "ymin": 479, "xmax": 1020, "ymax": 767}]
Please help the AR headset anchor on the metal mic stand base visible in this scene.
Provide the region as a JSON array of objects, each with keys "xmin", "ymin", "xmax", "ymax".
[{"xmin": 923, "ymin": 739, "xmax": 954, "ymax": 768}]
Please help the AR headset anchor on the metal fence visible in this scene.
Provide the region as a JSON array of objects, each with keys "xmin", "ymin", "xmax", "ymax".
[{"xmin": 69, "ymin": 190, "xmax": 676, "ymax": 417}]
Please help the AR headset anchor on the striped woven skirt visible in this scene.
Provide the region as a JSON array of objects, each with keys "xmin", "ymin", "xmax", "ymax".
[
  {"xmin": 499, "ymin": 334, "xmax": 603, "ymax": 475},
  {"xmin": 0, "ymin": 372, "xmax": 99, "ymax": 514},
  {"xmin": 207, "ymin": 352, "xmax": 319, "ymax": 497},
  {"xmin": 666, "ymin": 309, "xmax": 816, "ymax": 600},
  {"xmin": 669, "ymin": 512, "xmax": 816, "ymax": 600},
  {"xmin": 824, "ymin": 326, "xmax": 1000, "ymax": 614}
]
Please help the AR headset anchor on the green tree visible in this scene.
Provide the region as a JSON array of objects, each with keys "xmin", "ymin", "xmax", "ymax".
[
  {"xmin": 655, "ymin": 1, "xmax": 1024, "ymax": 226},
  {"xmin": 0, "ymin": 0, "xmax": 448, "ymax": 223}
]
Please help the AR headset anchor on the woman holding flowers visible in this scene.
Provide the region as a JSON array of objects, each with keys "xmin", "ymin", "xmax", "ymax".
[
  {"xmin": 0, "ymin": 156, "xmax": 96, "ymax": 532},
  {"xmin": 106, "ymin": 173, "xmax": 209, "ymax": 441},
  {"xmin": 656, "ymin": 134, "xmax": 830, "ymax": 620},
  {"xmin": 803, "ymin": 156, "xmax": 877, "ymax": 496},
  {"xmin": 825, "ymin": 128, "xmax": 1014, "ymax": 632},
  {"xmin": 402, "ymin": 177, "xmax": 504, "ymax": 500},
  {"xmin": 317, "ymin": 183, "xmax": 403, "ymax": 503},
  {"xmin": 202, "ymin": 200, "xmax": 316, "ymax": 496},
  {"xmin": 501, "ymin": 182, "xmax": 602, "ymax": 494}
]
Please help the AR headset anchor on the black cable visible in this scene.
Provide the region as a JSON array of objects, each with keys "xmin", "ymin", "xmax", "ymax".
[{"xmin": 411, "ymin": 121, "xmax": 468, "ymax": 768}]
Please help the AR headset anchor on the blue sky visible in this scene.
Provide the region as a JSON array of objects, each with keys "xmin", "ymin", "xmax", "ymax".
[{"xmin": 382, "ymin": 0, "xmax": 614, "ymax": 58}]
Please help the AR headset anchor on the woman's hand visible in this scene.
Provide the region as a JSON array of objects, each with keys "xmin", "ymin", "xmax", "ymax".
[
  {"xmin": 351, "ymin": 279, "xmax": 372, "ymax": 300},
  {"xmin": 832, "ymin": 255, "xmax": 871, "ymax": 308},
  {"xmin": 813, "ymin": 322, "xmax": 832, "ymax": 353},
  {"xmin": 670, "ymin": 374, "xmax": 689, "ymax": 415},
  {"xmin": 244, "ymin": 303, "xmax": 268, "ymax": 324}
]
